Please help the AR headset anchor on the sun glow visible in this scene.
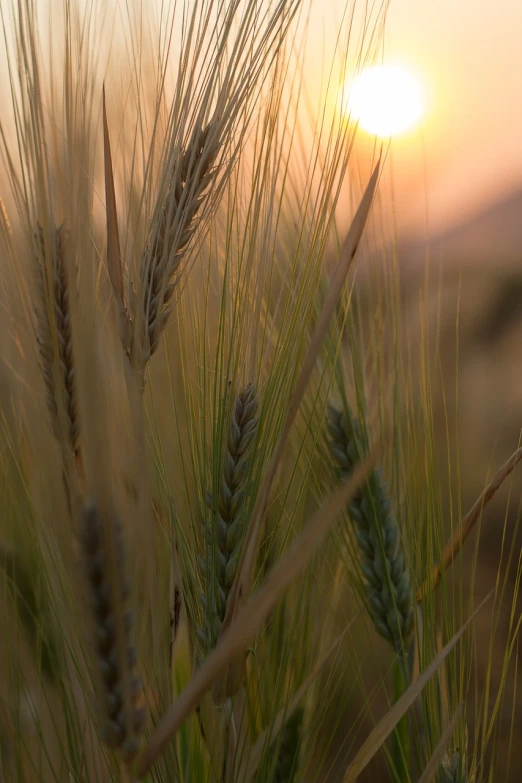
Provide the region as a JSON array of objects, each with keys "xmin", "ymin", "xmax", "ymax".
[{"xmin": 340, "ymin": 65, "xmax": 424, "ymax": 138}]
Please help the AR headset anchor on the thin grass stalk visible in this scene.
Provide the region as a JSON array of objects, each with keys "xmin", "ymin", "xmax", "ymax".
[{"xmin": 416, "ymin": 446, "xmax": 522, "ymax": 603}]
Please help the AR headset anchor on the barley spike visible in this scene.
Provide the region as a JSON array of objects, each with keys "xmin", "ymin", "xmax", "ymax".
[
  {"xmin": 327, "ymin": 404, "xmax": 414, "ymax": 653},
  {"xmin": 199, "ymin": 383, "xmax": 259, "ymax": 655},
  {"xmin": 137, "ymin": 120, "xmax": 218, "ymax": 366},
  {"xmin": 80, "ymin": 500, "xmax": 146, "ymax": 763}
]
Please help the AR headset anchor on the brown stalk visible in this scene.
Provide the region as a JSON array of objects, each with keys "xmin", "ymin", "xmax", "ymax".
[
  {"xmin": 102, "ymin": 87, "xmax": 131, "ymax": 352},
  {"xmin": 416, "ymin": 446, "xmax": 522, "ymax": 603}
]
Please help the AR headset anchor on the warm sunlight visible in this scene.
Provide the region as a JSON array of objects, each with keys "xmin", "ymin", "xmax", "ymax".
[{"xmin": 340, "ymin": 64, "xmax": 424, "ymax": 137}]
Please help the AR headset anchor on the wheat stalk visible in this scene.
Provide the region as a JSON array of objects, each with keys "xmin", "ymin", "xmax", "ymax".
[
  {"xmin": 198, "ymin": 383, "xmax": 259, "ymax": 657},
  {"xmin": 80, "ymin": 499, "xmax": 146, "ymax": 764},
  {"xmin": 327, "ymin": 404, "xmax": 414, "ymax": 653}
]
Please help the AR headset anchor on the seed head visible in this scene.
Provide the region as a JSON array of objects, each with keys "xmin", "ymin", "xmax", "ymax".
[
  {"xmin": 199, "ymin": 383, "xmax": 259, "ymax": 655},
  {"xmin": 80, "ymin": 500, "xmax": 146, "ymax": 763},
  {"xmin": 327, "ymin": 404, "xmax": 414, "ymax": 653}
]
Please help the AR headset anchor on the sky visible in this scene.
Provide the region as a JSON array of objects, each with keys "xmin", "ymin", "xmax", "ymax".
[
  {"xmin": 10, "ymin": 0, "xmax": 522, "ymax": 240},
  {"xmin": 362, "ymin": 0, "xmax": 522, "ymax": 236}
]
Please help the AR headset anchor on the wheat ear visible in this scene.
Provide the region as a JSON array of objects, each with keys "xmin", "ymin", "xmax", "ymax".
[
  {"xmin": 198, "ymin": 383, "xmax": 259, "ymax": 656},
  {"xmin": 134, "ymin": 120, "xmax": 218, "ymax": 369},
  {"xmin": 327, "ymin": 404, "xmax": 413, "ymax": 653},
  {"xmin": 80, "ymin": 500, "xmax": 146, "ymax": 763},
  {"xmin": 35, "ymin": 223, "xmax": 79, "ymax": 456}
]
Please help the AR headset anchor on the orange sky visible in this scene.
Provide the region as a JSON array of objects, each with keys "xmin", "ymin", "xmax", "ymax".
[
  {"xmin": 297, "ymin": 0, "xmax": 522, "ymax": 239},
  {"xmin": 368, "ymin": 0, "xmax": 522, "ymax": 234},
  {"xmin": 12, "ymin": 0, "xmax": 522, "ymax": 239}
]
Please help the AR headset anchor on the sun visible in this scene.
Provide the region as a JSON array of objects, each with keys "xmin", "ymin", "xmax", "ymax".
[{"xmin": 339, "ymin": 65, "xmax": 424, "ymax": 138}]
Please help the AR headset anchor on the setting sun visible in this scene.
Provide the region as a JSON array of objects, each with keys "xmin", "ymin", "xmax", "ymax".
[{"xmin": 340, "ymin": 64, "xmax": 424, "ymax": 137}]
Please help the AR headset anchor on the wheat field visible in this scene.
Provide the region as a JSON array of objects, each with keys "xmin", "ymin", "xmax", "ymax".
[{"xmin": 0, "ymin": 1, "xmax": 520, "ymax": 781}]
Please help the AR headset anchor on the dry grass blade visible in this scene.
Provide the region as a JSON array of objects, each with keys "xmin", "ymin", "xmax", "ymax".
[
  {"xmin": 220, "ymin": 159, "xmax": 381, "ymax": 648},
  {"xmin": 240, "ymin": 618, "xmax": 361, "ymax": 782},
  {"xmin": 416, "ymin": 447, "xmax": 522, "ymax": 602},
  {"xmin": 416, "ymin": 702, "xmax": 463, "ymax": 783},
  {"xmin": 136, "ymin": 450, "xmax": 378, "ymax": 777},
  {"xmin": 342, "ymin": 591, "xmax": 492, "ymax": 782},
  {"xmin": 102, "ymin": 86, "xmax": 123, "ymax": 304},
  {"xmin": 102, "ymin": 87, "xmax": 131, "ymax": 351}
]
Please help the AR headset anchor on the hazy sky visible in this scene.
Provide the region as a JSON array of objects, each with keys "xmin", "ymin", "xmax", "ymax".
[
  {"xmin": 292, "ymin": 0, "xmax": 522, "ymax": 238},
  {"xmin": 15, "ymin": 0, "xmax": 522, "ymax": 238},
  {"xmin": 374, "ymin": 0, "xmax": 522, "ymax": 234}
]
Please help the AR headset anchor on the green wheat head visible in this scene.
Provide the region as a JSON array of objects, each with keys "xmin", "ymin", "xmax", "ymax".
[
  {"xmin": 199, "ymin": 383, "xmax": 259, "ymax": 654},
  {"xmin": 327, "ymin": 403, "xmax": 414, "ymax": 653}
]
